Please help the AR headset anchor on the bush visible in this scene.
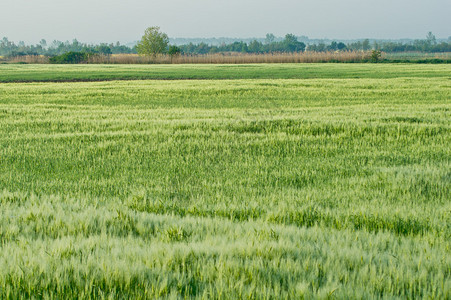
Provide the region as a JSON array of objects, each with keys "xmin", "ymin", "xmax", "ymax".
[
  {"xmin": 168, "ymin": 45, "xmax": 181, "ymax": 57},
  {"xmin": 49, "ymin": 52, "xmax": 93, "ymax": 64},
  {"xmin": 370, "ymin": 50, "xmax": 382, "ymax": 63}
]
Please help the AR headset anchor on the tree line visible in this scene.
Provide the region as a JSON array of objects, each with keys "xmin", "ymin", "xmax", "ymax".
[
  {"xmin": 177, "ymin": 32, "xmax": 450, "ymax": 54},
  {"xmin": 1, "ymin": 30, "xmax": 450, "ymax": 58},
  {"xmin": 0, "ymin": 37, "xmax": 136, "ymax": 57}
]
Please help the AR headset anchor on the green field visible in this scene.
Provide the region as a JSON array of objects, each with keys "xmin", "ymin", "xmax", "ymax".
[
  {"xmin": 0, "ymin": 64, "xmax": 450, "ymax": 298},
  {"xmin": 1, "ymin": 63, "xmax": 451, "ymax": 82}
]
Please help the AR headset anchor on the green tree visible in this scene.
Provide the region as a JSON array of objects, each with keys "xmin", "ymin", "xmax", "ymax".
[
  {"xmin": 265, "ymin": 33, "xmax": 275, "ymax": 44},
  {"xmin": 96, "ymin": 44, "xmax": 112, "ymax": 55},
  {"xmin": 370, "ymin": 50, "xmax": 382, "ymax": 63},
  {"xmin": 337, "ymin": 42, "xmax": 346, "ymax": 50},
  {"xmin": 283, "ymin": 34, "xmax": 306, "ymax": 52},
  {"xmin": 168, "ymin": 45, "xmax": 181, "ymax": 56},
  {"xmin": 248, "ymin": 40, "xmax": 263, "ymax": 53},
  {"xmin": 168, "ymin": 45, "xmax": 181, "ymax": 63},
  {"xmin": 39, "ymin": 39, "xmax": 47, "ymax": 48},
  {"xmin": 362, "ymin": 39, "xmax": 371, "ymax": 51},
  {"xmin": 426, "ymin": 32, "xmax": 437, "ymax": 46},
  {"xmin": 137, "ymin": 26, "xmax": 169, "ymax": 56},
  {"xmin": 328, "ymin": 41, "xmax": 338, "ymax": 51}
]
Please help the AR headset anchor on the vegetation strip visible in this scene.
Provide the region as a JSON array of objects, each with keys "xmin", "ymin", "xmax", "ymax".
[{"xmin": 1, "ymin": 63, "xmax": 451, "ymax": 83}]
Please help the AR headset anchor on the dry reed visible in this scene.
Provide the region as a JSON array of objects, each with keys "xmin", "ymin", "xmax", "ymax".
[
  {"xmin": 3, "ymin": 51, "xmax": 373, "ymax": 64},
  {"xmin": 6, "ymin": 55, "xmax": 50, "ymax": 64},
  {"xmin": 94, "ymin": 51, "xmax": 372, "ymax": 64}
]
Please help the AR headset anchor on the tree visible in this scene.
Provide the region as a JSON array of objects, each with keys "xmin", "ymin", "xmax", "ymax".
[
  {"xmin": 168, "ymin": 45, "xmax": 181, "ymax": 62},
  {"xmin": 39, "ymin": 39, "xmax": 47, "ymax": 48},
  {"xmin": 195, "ymin": 42, "xmax": 210, "ymax": 54},
  {"xmin": 426, "ymin": 32, "xmax": 437, "ymax": 45},
  {"xmin": 370, "ymin": 50, "xmax": 382, "ymax": 63},
  {"xmin": 168, "ymin": 45, "xmax": 181, "ymax": 56},
  {"xmin": 328, "ymin": 41, "xmax": 338, "ymax": 51},
  {"xmin": 248, "ymin": 40, "xmax": 263, "ymax": 53},
  {"xmin": 362, "ymin": 39, "xmax": 371, "ymax": 51},
  {"xmin": 265, "ymin": 33, "xmax": 275, "ymax": 44},
  {"xmin": 337, "ymin": 42, "xmax": 346, "ymax": 50},
  {"xmin": 137, "ymin": 26, "xmax": 169, "ymax": 56},
  {"xmin": 283, "ymin": 34, "xmax": 306, "ymax": 52},
  {"xmin": 96, "ymin": 44, "xmax": 112, "ymax": 55}
]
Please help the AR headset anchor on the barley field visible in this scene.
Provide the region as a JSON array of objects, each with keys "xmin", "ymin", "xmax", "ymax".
[
  {"xmin": 0, "ymin": 64, "xmax": 450, "ymax": 298},
  {"xmin": 1, "ymin": 63, "xmax": 450, "ymax": 82}
]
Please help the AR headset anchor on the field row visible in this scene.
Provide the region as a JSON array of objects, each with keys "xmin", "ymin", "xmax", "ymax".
[{"xmin": 0, "ymin": 63, "xmax": 450, "ymax": 82}]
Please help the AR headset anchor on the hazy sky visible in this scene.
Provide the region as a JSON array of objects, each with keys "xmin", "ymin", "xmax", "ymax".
[{"xmin": 2, "ymin": 0, "xmax": 450, "ymax": 43}]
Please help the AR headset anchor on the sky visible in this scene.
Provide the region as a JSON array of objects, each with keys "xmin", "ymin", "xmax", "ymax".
[{"xmin": 1, "ymin": 0, "xmax": 450, "ymax": 44}]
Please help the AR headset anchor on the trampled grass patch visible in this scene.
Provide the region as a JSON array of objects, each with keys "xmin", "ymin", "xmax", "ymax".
[{"xmin": 0, "ymin": 64, "xmax": 450, "ymax": 298}]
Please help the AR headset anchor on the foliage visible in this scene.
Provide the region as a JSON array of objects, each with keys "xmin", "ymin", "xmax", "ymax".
[
  {"xmin": 0, "ymin": 37, "xmax": 135, "ymax": 57},
  {"xmin": 283, "ymin": 34, "xmax": 306, "ymax": 52},
  {"xmin": 136, "ymin": 26, "xmax": 169, "ymax": 56},
  {"xmin": 168, "ymin": 45, "xmax": 181, "ymax": 57},
  {"xmin": 265, "ymin": 33, "xmax": 276, "ymax": 44},
  {"xmin": 95, "ymin": 44, "xmax": 112, "ymax": 55},
  {"xmin": 2, "ymin": 32, "xmax": 451, "ymax": 59},
  {"xmin": 370, "ymin": 50, "xmax": 382, "ymax": 62},
  {"xmin": 426, "ymin": 31, "xmax": 437, "ymax": 45},
  {"xmin": 179, "ymin": 35, "xmax": 307, "ymax": 54},
  {"xmin": 48, "ymin": 51, "xmax": 93, "ymax": 64}
]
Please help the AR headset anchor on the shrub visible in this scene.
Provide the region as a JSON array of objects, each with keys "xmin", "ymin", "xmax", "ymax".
[
  {"xmin": 49, "ymin": 52, "xmax": 93, "ymax": 64},
  {"xmin": 168, "ymin": 46, "xmax": 181, "ymax": 57},
  {"xmin": 370, "ymin": 50, "xmax": 382, "ymax": 63}
]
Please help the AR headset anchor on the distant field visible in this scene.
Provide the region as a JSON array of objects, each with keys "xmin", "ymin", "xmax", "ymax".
[
  {"xmin": 0, "ymin": 63, "xmax": 451, "ymax": 82},
  {"xmin": 0, "ymin": 64, "xmax": 450, "ymax": 298}
]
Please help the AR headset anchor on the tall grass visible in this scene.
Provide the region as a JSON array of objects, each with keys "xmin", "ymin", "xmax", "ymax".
[
  {"xmin": 3, "ymin": 55, "xmax": 49, "ymax": 64},
  {"xmin": 5, "ymin": 52, "xmax": 451, "ymax": 65},
  {"xmin": 99, "ymin": 51, "xmax": 372, "ymax": 64},
  {"xmin": 3, "ymin": 51, "xmax": 373, "ymax": 64},
  {"xmin": 0, "ymin": 65, "xmax": 450, "ymax": 298}
]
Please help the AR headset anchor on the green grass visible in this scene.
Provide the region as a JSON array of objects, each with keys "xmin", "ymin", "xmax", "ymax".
[
  {"xmin": 0, "ymin": 64, "xmax": 450, "ymax": 298},
  {"xmin": 0, "ymin": 63, "xmax": 450, "ymax": 82}
]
